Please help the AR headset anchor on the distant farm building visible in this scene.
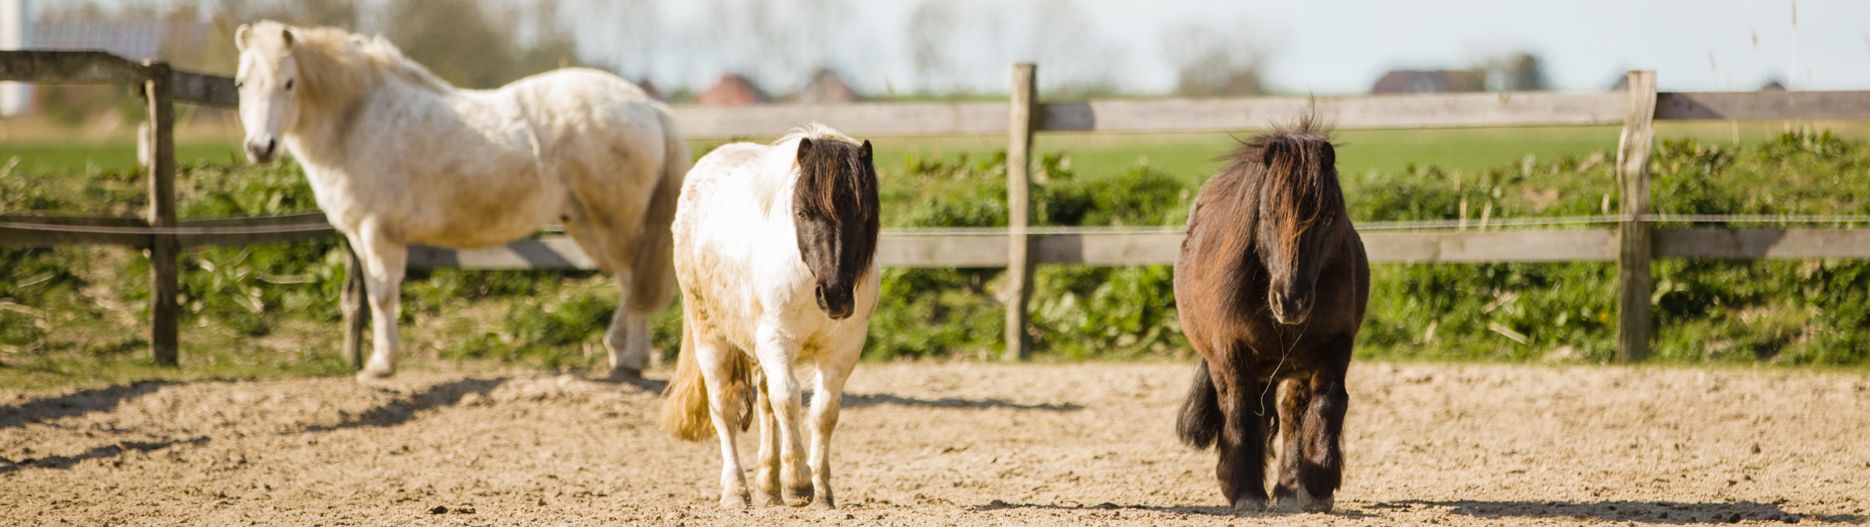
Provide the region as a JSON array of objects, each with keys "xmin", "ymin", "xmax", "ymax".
[
  {"xmin": 1370, "ymin": 69, "xmax": 1484, "ymax": 94},
  {"xmin": 697, "ymin": 73, "xmax": 766, "ymax": 106},
  {"xmin": 793, "ymin": 68, "xmax": 857, "ymax": 103}
]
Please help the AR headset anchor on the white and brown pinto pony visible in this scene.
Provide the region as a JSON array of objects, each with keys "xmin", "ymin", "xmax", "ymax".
[
  {"xmin": 660, "ymin": 125, "xmax": 880, "ymax": 509},
  {"xmin": 232, "ymin": 21, "xmax": 688, "ymax": 379}
]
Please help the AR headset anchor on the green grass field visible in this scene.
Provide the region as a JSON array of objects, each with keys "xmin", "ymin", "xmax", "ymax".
[{"xmin": 10, "ymin": 120, "xmax": 1867, "ymax": 188}]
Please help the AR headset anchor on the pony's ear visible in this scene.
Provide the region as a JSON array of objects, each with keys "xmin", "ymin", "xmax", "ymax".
[
  {"xmin": 235, "ymin": 23, "xmax": 252, "ymax": 50},
  {"xmin": 1260, "ymin": 135, "xmax": 1292, "ymax": 167},
  {"xmin": 859, "ymin": 139, "xmax": 873, "ymax": 162},
  {"xmin": 796, "ymin": 137, "xmax": 814, "ymax": 162},
  {"xmin": 280, "ymin": 27, "xmax": 296, "ymax": 49}
]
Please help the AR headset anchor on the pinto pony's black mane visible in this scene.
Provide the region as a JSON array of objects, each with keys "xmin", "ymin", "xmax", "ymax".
[{"xmin": 792, "ymin": 136, "xmax": 881, "ymax": 283}]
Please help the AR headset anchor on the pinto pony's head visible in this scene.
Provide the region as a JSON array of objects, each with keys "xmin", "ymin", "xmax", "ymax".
[
  {"xmin": 1236, "ymin": 119, "xmax": 1347, "ymax": 325},
  {"xmin": 790, "ymin": 129, "xmax": 879, "ymax": 320}
]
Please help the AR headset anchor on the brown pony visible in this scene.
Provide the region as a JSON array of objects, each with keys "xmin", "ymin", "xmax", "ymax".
[{"xmin": 1173, "ymin": 117, "xmax": 1369, "ymax": 513}]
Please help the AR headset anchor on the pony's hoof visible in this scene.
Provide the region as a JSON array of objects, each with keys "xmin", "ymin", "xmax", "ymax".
[
  {"xmin": 754, "ymin": 491, "xmax": 784, "ymax": 507},
  {"xmin": 355, "ymin": 364, "xmax": 394, "ymax": 381},
  {"xmin": 1297, "ymin": 489, "xmax": 1334, "ymax": 514},
  {"xmin": 603, "ymin": 366, "xmax": 643, "ymax": 382},
  {"xmin": 783, "ymin": 484, "xmax": 814, "ymax": 507},
  {"xmin": 719, "ymin": 493, "xmax": 751, "ymax": 510},
  {"xmin": 1232, "ymin": 496, "xmax": 1267, "ymax": 513},
  {"xmin": 811, "ymin": 496, "xmax": 837, "ymax": 510}
]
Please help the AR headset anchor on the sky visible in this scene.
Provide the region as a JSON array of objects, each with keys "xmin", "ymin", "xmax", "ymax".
[
  {"xmin": 564, "ymin": 0, "xmax": 1870, "ymax": 95},
  {"xmin": 28, "ymin": 0, "xmax": 1870, "ymax": 95}
]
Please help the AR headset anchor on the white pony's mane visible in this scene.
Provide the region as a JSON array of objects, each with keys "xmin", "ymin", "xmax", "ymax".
[
  {"xmin": 777, "ymin": 123, "xmax": 860, "ymax": 146},
  {"xmin": 247, "ymin": 20, "xmax": 453, "ymax": 108}
]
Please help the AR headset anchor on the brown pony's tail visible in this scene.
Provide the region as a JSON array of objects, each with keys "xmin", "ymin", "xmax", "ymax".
[
  {"xmin": 658, "ymin": 323, "xmax": 754, "ymax": 441},
  {"xmin": 1177, "ymin": 360, "xmax": 1223, "ymax": 449},
  {"xmin": 627, "ymin": 109, "xmax": 689, "ymax": 313}
]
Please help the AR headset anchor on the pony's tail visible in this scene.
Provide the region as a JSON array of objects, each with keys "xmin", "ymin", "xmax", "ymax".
[
  {"xmin": 627, "ymin": 110, "xmax": 690, "ymax": 313},
  {"xmin": 658, "ymin": 323, "xmax": 754, "ymax": 441},
  {"xmin": 1177, "ymin": 360, "xmax": 1224, "ymax": 450}
]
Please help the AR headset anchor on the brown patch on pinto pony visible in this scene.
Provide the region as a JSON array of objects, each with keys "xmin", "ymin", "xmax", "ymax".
[{"xmin": 1172, "ymin": 115, "xmax": 1368, "ymax": 512}]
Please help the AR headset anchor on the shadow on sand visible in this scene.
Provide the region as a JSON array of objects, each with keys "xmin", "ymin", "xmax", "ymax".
[
  {"xmin": 0, "ymin": 381, "xmax": 175, "ymax": 430},
  {"xmin": 0, "ymin": 435, "xmax": 210, "ymax": 475},
  {"xmin": 303, "ymin": 377, "xmax": 507, "ymax": 432},
  {"xmin": 1385, "ymin": 499, "xmax": 1853, "ymax": 524},
  {"xmin": 969, "ymin": 499, "xmax": 1372, "ymax": 519},
  {"xmin": 841, "ymin": 392, "xmax": 1082, "ymax": 412}
]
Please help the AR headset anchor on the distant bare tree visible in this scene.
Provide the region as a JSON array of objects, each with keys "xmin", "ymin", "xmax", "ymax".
[
  {"xmin": 1162, "ymin": 22, "xmax": 1266, "ymax": 97},
  {"xmin": 906, "ymin": 0, "xmax": 960, "ymax": 92},
  {"xmin": 369, "ymin": 0, "xmax": 578, "ymax": 88},
  {"xmin": 1028, "ymin": 0, "xmax": 1121, "ymax": 96}
]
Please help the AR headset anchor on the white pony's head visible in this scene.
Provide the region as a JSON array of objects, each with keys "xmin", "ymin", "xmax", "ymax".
[{"xmin": 234, "ymin": 21, "xmax": 301, "ymax": 164}]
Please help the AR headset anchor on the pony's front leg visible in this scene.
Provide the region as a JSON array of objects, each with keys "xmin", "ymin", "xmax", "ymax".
[
  {"xmin": 697, "ymin": 341, "xmax": 752, "ymax": 509},
  {"xmin": 806, "ymin": 343, "xmax": 859, "ymax": 509},
  {"xmin": 352, "ymin": 226, "xmax": 407, "ymax": 380},
  {"xmin": 1296, "ymin": 363, "xmax": 1349, "ymax": 513},
  {"xmin": 754, "ymin": 329, "xmax": 812, "ymax": 506}
]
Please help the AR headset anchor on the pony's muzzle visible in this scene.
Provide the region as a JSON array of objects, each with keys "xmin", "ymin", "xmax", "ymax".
[
  {"xmin": 815, "ymin": 284, "xmax": 854, "ymax": 320},
  {"xmin": 245, "ymin": 137, "xmax": 278, "ymax": 164},
  {"xmin": 1268, "ymin": 291, "xmax": 1313, "ymax": 325}
]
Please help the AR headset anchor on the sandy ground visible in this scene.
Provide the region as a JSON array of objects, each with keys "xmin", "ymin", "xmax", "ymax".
[{"xmin": 2, "ymin": 362, "xmax": 1867, "ymax": 526}]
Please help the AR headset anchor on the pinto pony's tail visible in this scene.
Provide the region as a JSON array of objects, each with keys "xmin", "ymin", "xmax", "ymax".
[
  {"xmin": 627, "ymin": 110, "xmax": 690, "ymax": 314},
  {"xmin": 659, "ymin": 324, "xmax": 754, "ymax": 441},
  {"xmin": 1177, "ymin": 360, "xmax": 1224, "ymax": 449}
]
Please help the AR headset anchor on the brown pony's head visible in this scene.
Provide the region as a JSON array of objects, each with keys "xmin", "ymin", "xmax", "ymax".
[
  {"xmin": 792, "ymin": 136, "xmax": 880, "ymax": 319},
  {"xmin": 1239, "ymin": 121, "xmax": 1346, "ymax": 325}
]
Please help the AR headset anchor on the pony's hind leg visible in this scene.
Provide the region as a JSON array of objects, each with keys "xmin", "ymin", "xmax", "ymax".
[
  {"xmin": 602, "ymin": 299, "xmax": 651, "ymax": 378},
  {"xmin": 696, "ymin": 340, "xmax": 752, "ymax": 509},
  {"xmin": 753, "ymin": 380, "xmax": 784, "ymax": 506},
  {"xmin": 806, "ymin": 346, "xmax": 859, "ymax": 509},
  {"xmin": 350, "ymin": 224, "xmax": 407, "ymax": 380},
  {"xmin": 561, "ymin": 214, "xmax": 650, "ymax": 378},
  {"xmin": 1213, "ymin": 360, "xmax": 1273, "ymax": 512},
  {"xmin": 1297, "ymin": 364, "xmax": 1349, "ymax": 513}
]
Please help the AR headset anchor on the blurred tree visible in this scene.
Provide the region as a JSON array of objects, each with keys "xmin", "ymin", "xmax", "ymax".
[
  {"xmin": 371, "ymin": 0, "xmax": 578, "ymax": 88},
  {"xmin": 1478, "ymin": 50, "xmax": 1548, "ymax": 92},
  {"xmin": 1029, "ymin": 0, "xmax": 1121, "ymax": 97},
  {"xmin": 1163, "ymin": 22, "xmax": 1266, "ymax": 97}
]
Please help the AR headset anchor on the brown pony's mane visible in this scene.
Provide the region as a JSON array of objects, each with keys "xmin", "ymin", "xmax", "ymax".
[{"xmin": 1191, "ymin": 115, "xmax": 1343, "ymax": 306}]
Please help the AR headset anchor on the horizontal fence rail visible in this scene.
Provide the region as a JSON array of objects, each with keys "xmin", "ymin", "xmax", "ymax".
[{"xmin": 5, "ymin": 50, "xmax": 1870, "ymax": 366}]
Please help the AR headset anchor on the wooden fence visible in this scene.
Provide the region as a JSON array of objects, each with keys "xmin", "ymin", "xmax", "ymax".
[{"xmin": 5, "ymin": 51, "xmax": 1870, "ymax": 365}]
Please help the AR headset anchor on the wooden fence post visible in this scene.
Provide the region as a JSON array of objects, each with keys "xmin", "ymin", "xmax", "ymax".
[
  {"xmin": 1615, "ymin": 70, "xmax": 1657, "ymax": 362},
  {"xmin": 340, "ymin": 243, "xmax": 369, "ymax": 369},
  {"xmin": 143, "ymin": 61, "xmax": 180, "ymax": 366},
  {"xmin": 1003, "ymin": 63, "xmax": 1037, "ymax": 361}
]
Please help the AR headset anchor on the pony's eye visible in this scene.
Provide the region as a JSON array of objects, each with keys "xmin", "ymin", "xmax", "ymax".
[{"xmin": 284, "ymin": 79, "xmax": 295, "ymax": 91}]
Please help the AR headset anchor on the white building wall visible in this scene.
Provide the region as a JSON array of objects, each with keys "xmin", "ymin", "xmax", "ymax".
[{"xmin": 1, "ymin": 0, "xmax": 30, "ymax": 117}]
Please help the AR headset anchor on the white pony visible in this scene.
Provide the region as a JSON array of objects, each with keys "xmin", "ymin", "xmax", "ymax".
[
  {"xmin": 660, "ymin": 125, "xmax": 881, "ymax": 509},
  {"xmin": 233, "ymin": 21, "xmax": 688, "ymax": 379}
]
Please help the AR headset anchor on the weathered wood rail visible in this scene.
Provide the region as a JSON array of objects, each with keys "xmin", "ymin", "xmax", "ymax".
[{"xmin": 5, "ymin": 50, "xmax": 1869, "ymax": 365}]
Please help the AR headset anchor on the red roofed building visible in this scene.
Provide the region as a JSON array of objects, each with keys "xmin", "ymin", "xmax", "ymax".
[{"xmin": 697, "ymin": 73, "xmax": 766, "ymax": 106}]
